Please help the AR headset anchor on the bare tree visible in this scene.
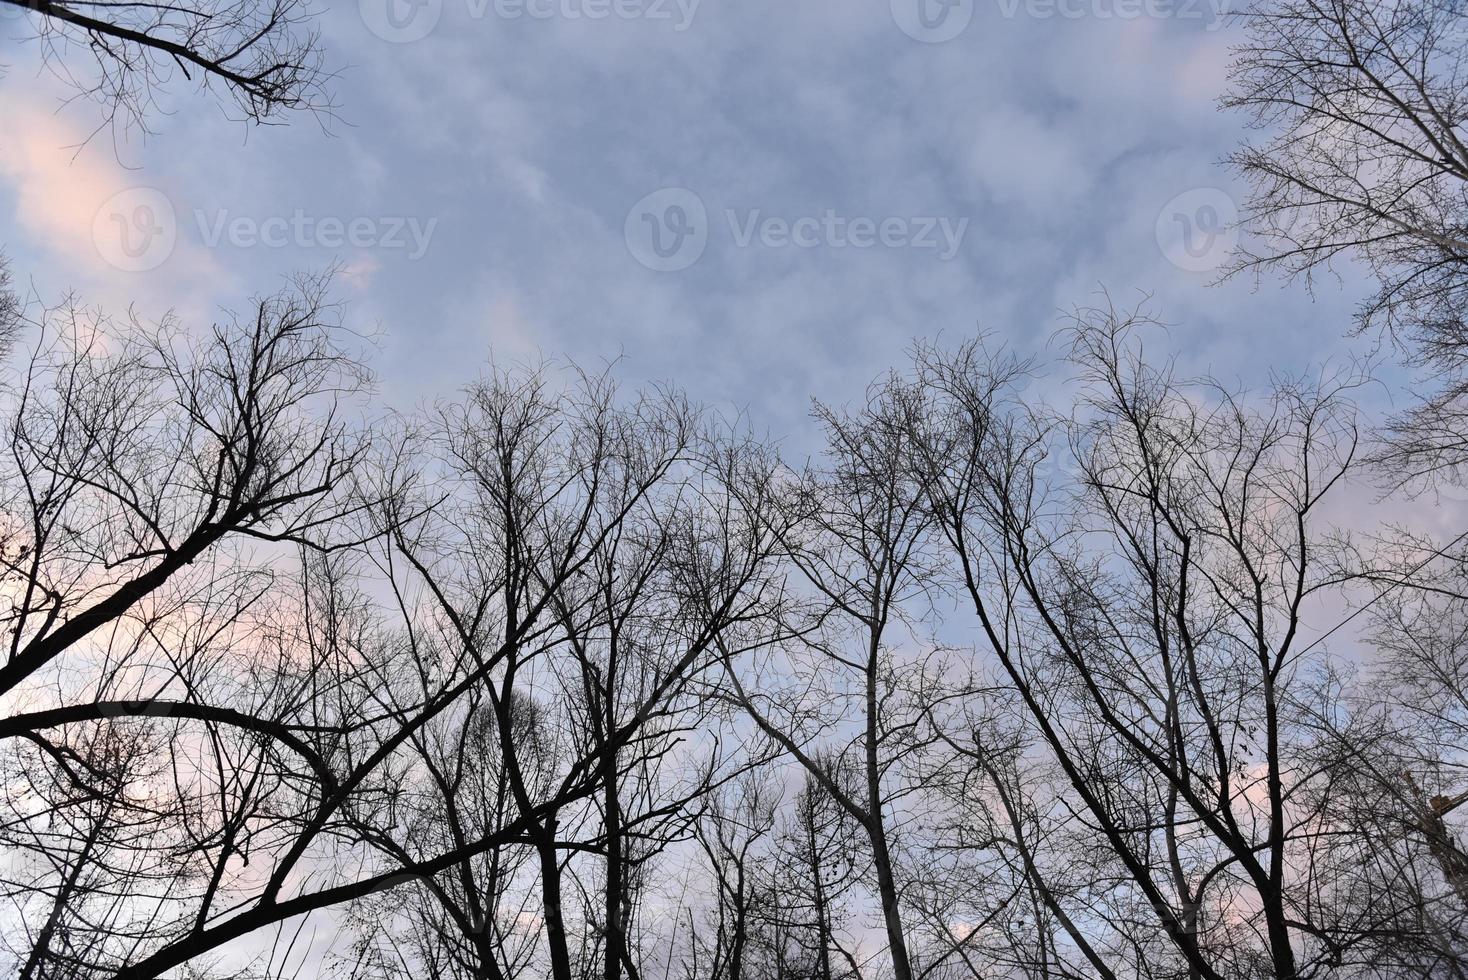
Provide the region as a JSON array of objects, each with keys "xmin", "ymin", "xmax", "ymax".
[
  {"xmin": 1, "ymin": 0, "xmax": 329, "ymax": 130},
  {"xmin": 914, "ymin": 685, "xmax": 1110, "ymax": 980},
  {"xmin": 1286, "ymin": 667, "xmax": 1468, "ymax": 978},
  {"xmin": 341, "ymin": 687, "xmax": 558, "ymax": 980},
  {"xmin": 909, "ymin": 311, "xmax": 1404, "ymax": 978},
  {"xmin": 766, "ymin": 762, "xmax": 865, "ymax": 980},
  {"xmin": 5, "ymin": 267, "xmax": 1462, "ymax": 980},
  {"xmin": 684, "ymin": 756, "xmax": 864, "ymax": 980},
  {"xmin": 1362, "ymin": 537, "xmax": 1468, "ymax": 916},
  {"xmin": 684, "ymin": 766, "xmax": 780, "ymax": 980},
  {"xmin": 0, "ymin": 258, "xmax": 19, "ymax": 355},
  {"xmin": 0, "ymin": 273, "xmax": 367, "ymax": 703},
  {"xmin": 0, "ymin": 334, "xmax": 794, "ymax": 979},
  {"xmin": 0, "ymin": 275, "xmax": 379, "ymax": 977},
  {"xmin": 1222, "ymin": 0, "xmax": 1468, "ymax": 486},
  {"xmin": 718, "ymin": 373, "xmax": 958, "ymax": 980},
  {"xmin": 340, "ymin": 364, "xmax": 785, "ymax": 980},
  {"xmin": 1273, "ymin": 537, "xmax": 1468, "ymax": 975}
]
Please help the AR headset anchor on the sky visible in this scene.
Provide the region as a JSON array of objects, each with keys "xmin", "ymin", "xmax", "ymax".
[
  {"xmin": 0, "ymin": 0, "xmax": 1385, "ymax": 453},
  {"xmin": 0, "ymin": 5, "xmax": 1452, "ymax": 971}
]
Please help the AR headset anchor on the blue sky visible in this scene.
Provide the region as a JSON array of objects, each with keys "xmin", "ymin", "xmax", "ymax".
[
  {"xmin": 0, "ymin": 9, "xmax": 1449, "ymax": 970},
  {"xmin": 0, "ymin": 0, "xmax": 1383, "ymax": 450}
]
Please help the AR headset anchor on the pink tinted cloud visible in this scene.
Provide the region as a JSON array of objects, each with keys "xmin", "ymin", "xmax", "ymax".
[{"xmin": 0, "ymin": 96, "xmax": 223, "ymax": 315}]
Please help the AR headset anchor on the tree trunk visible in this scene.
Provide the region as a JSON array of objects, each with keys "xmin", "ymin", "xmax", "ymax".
[
  {"xmin": 1262, "ymin": 680, "xmax": 1298, "ymax": 980},
  {"xmin": 808, "ymin": 815, "xmax": 833, "ymax": 980},
  {"xmin": 865, "ymin": 640, "xmax": 913, "ymax": 980},
  {"xmin": 538, "ymin": 818, "xmax": 574, "ymax": 980},
  {"xmin": 604, "ymin": 744, "xmax": 625, "ymax": 980}
]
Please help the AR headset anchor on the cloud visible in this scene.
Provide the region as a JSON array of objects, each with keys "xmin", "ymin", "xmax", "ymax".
[
  {"xmin": 0, "ymin": 103, "xmax": 112, "ymax": 260},
  {"xmin": 0, "ymin": 92, "xmax": 224, "ymax": 318},
  {"xmin": 0, "ymin": 0, "xmax": 1388, "ymax": 440}
]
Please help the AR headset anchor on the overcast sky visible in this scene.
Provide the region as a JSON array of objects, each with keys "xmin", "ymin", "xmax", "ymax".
[
  {"xmin": 0, "ymin": 8, "xmax": 1451, "ymax": 970},
  {"xmin": 0, "ymin": 0, "xmax": 1383, "ymax": 450}
]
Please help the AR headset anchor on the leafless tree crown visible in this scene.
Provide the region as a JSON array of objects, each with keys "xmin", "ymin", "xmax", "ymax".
[{"xmin": 2, "ymin": 0, "xmax": 330, "ymax": 130}]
